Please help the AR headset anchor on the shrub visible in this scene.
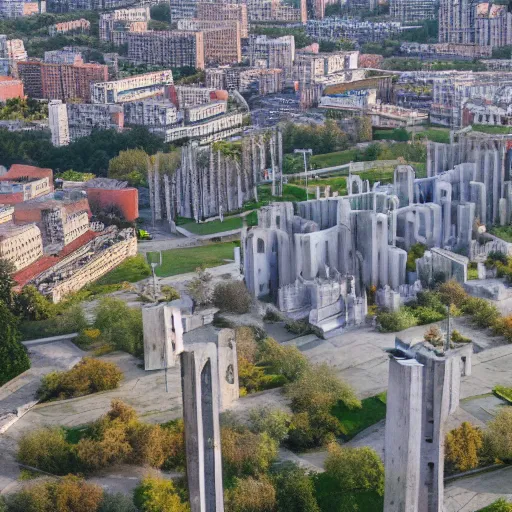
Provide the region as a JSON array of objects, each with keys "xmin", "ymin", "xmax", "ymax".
[
  {"xmin": 249, "ymin": 407, "xmax": 291, "ymax": 443},
  {"xmin": 493, "ymin": 315, "xmax": 512, "ymax": 342},
  {"xmin": 227, "ymin": 476, "xmax": 276, "ymax": 512},
  {"xmin": 286, "ymin": 363, "xmax": 360, "ymax": 415},
  {"xmin": 287, "ymin": 411, "xmax": 342, "ymax": 450},
  {"xmin": 221, "ymin": 427, "xmax": 278, "ymax": 479},
  {"xmin": 445, "ymin": 422, "xmax": 484, "ymax": 473},
  {"xmin": 94, "ymin": 298, "xmax": 143, "ymax": 357},
  {"xmin": 17, "ymin": 427, "xmax": 77, "ymax": 475},
  {"xmin": 479, "ymin": 499, "xmax": 512, "ymax": 511},
  {"xmin": 324, "ymin": 444, "xmax": 385, "ymax": 496},
  {"xmin": 494, "ymin": 385, "xmax": 512, "ymax": 404},
  {"xmin": 159, "ymin": 285, "xmax": 180, "ymax": 302},
  {"xmin": 161, "ymin": 419, "xmax": 186, "ymax": 471},
  {"xmin": 186, "ymin": 268, "xmax": 213, "ymax": 306},
  {"xmin": 462, "ymin": 297, "xmax": 500, "ymax": 328},
  {"xmin": 128, "ymin": 423, "xmax": 174, "ymax": 468},
  {"xmin": 412, "ymin": 306, "xmax": 446, "ymax": 325},
  {"xmin": 423, "ymin": 325, "xmax": 444, "ymax": 347},
  {"xmin": 258, "ymin": 337, "xmax": 308, "ymax": 382},
  {"xmin": 406, "ymin": 243, "xmax": 427, "ymax": 272},
  {"xmin": 451, "ymin": 329, "xmax": 471, "ymax": 344},
  {"xmin": 485, "ymin": 408, "xmax": 512, "ymax": 462},
  {"xmin": 38, "ymin": 358, "xmax": 123, "ymax": 401},
  {"xmin": 238, "ymin": 358, "xmax": 285, "ymax": 395},
  {"xmin": 377, "ymin": 308, "xmax": 418, "ymax": 332},
  {"xmin": 272, "ymin": 464, "xmax": 320, "ymax": 512},
  {"xmin": 133, "ymin": 475, "xmax": 189, "ymax": 512},
  {"xmin": 15, "ymin": 285, "xmax": 56, "ymax": 321},
  {"xmin": 438, "ymin": 280, "xmax": 467, "ymax": 307},
  {"xmin": 213, "ymin": 281, "xmax": 252, "ymax": 314},
  {"xmin": 284, "ymin": 319, "xmax": 311, "ymax": 336},
  {"xmin": 235, "ymin": 327, "xmax": 259, "ymax": 364},
  {"xmin": 5, "ymin": 476, "xmax": 103, "ymax": 512},
  {"xmin": 98, "ymin": 493, "xmax": 138, "ymax": 512}
]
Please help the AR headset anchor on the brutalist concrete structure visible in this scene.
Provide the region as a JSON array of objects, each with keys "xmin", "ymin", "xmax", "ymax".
[{"xmin": 384, "ymin": 337, "xmax": 472, "ymax": 512}]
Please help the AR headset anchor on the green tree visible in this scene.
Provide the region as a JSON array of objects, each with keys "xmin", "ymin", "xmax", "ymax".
[
  {"xmin": 272, "ymin": 463, "xmax": 320, "ymax": 512},
  {"xmin": 150, "ymin": 2, "xmax": 171, "ymax": 22},
  {"xmin": 133, "ymin": 476, "xmax": 189, "ymax": 512},
  {"xmin": 227, "ymin": 476, "xmax": 276, "ymax": 512},
  {"xmin": 0, "ymin": 300, "xmax": 30, "ymax": 386},
  {"xmin": 0, "ymin": 258, "xmax": 15, "ymax": 309},
  {"xmin": 15, "ymin": 285, "xmax": 56, "ymax": 321},
  {"xmin": 485, "ymin": 408, "xmax": 512, "ymax": 462},
  {"xmin": 259, "ymin": 337, "xmax": 308, "ymax": 382},
  {"xmin": 249, "ymin": 407, "xmax": 291, "ymax": 443},
  {"xmin": 324, "ymin": 444, "xmax": 385, "ymax": 496},
  {"xmin": 108, "ymin": 148, "xmax": 149, "ymax": 187},
  {"xmin": 98, "ymin": 493, "xmax": 138, "ymax": 512},
  {"xmin": 480, "ymin": 499, "xmax": 512, "ymax": 512}
]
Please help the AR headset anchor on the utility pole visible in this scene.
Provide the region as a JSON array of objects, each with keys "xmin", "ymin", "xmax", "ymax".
[{"xmin": 294, "ymin": 148, "xmax": 313, "ymax": 200}]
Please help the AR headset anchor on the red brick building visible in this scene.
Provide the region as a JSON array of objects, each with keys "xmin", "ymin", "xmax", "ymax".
[
  {"xmin": 17, "ymin": 61, "xmax": 108, "ymax": 102},
  {"xmin": 0, "ymin": 76, "xmax": 24, "ymax": 102}
]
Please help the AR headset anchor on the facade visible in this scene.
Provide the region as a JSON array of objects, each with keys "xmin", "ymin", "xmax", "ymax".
[
  {"xmin": 48, "ymin": 18, "xmax": 90, "ymax": 36},
  {"xmin": 184, "ymin": 100, "xmax": 226, "ymax": 123},
  {"xmin": 206, "ymin": 67, "xmax": 284, "ymax": 95},
  {"xmin": 245, "ymin": 0, "xmax": 307, "ymax": 23},
  {"xmin": 439, "ymin": 0, "xmax": 474, "ymax": 44},
  {"xmin": 123, "ymin": 99, "xmax": 178, "ymax": 133},
  {"xmin": 390, "ymin": 0, "xmax": 436, "ymax": 22},
  {"xmin": 16, "ymin": 60, "xmax": 108, "ymax": 101},
  {"xmin": 44, "ymin": 49, "xmax": 83, "ymax": 64},
  {"xmin": 99, "ymin": 7, "xmax": 149, "ymax": 45},
  {"xmin": 90, "ymin": 70, "xmax": 174, "ymax": 104},
  {"xmin": 0, "ymin": 76, "xmax": 24, "ymax": 101},
  {"xmin": 49, "ymin": 100, "xmax": 124, "ymax": 146},
  {"xmin": 127, "ymin": 31, "xmax": 205, "ymax": 69},
  {"xmin": 0, "ymin": 223, "xmax": 43, "ymax": 271},
  {"xmin": 196, "ymin": 2, "xmax": 248, "ymax": 38},
  {"xmin": 177, "ymin": 19, "xmax": 241, "ymax": 65},
  {"xmin": 248, "ymin": 35, "xmax": 295, "ymax": 78},
  {"xmin": 0, "ymin": 0, "xmax": 45, "ymax": 18}
]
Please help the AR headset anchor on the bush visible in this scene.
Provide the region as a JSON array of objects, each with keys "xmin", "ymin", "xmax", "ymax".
[
  {"xmin": 324, "ymin": 443, "xmax": 384, "ymax": 496},
  {"xmin": 479, "ymin": 499, "xmax": 512, "ymax": 511},
  {"xmin": 494, "ymin": 385, "xmax": 512, "ymax": 404},
  {"xmin": 186, "ymin": 268, "xmax": 213, "ymax": 306},
  {"xmin": 128, "ymin": 423, "xmax": 174, "ymax": 468},
  {"xmin": 406, "ymin": 243, "xmax": 427, "ymax": 272},
  {"xmin": 272, "ymin": 463, "xmax": 320, "ymax": 512},
  {"xmin": 423, "ymin": 325, "xmax": 444, "ymax": 347},
  {"xmin": 451, "ymin": 329, "xmax": 471, "ymax": 344},
  {"xmin": 159, "ymin": 285, "xmax": 179, "ymax": 302},
  {"xmin": 287, "ymin": 411, "xmax": 342, "ymax": 451},
  {"xmin": 462, "ymin": 297, "xmax": 500, "ymax": 328},
  {"xmin": 235, "ymin": 327, "xmax": 259, "ymax": 364},
  {"xmin": 284, "ymin": 319, "xmax": 311, "ymax": 336},
  {"xmin": 17, "ymin": 427, "xmax": 78, "ymax": 475},
  {"xmin": 221, "ymin": 427, "xmax": 278, "ymax": 479},
  {"xmin": 258, "ymin": 337, "xmax": 308, "ymax": 382},
  {"xmin": 249, "ymin": 407, "xmax": 291, "ymax": 443},
  {"xmin": 412, "ymin": 306, "xmax": 446, "ymax": 324},
  {"xmin": 377, "ymin": 308, "xmax": 418, "ymax": 332},
  {"xmin": 445, "ymin": 422, "xmax": 484, "ymax": 473},
  {"xmin": 5, "ymin": 476, "xmax": 103, "ymax": 512},
  {"xmin": 161, "ymin": 419, "xmax": 186, "ymax": 471},
  {"xmin": 94, "ymin": 298, "xmax": 143, "ymax": 356},
  {"xmin": 15, "ymin": 285, "xmax": 56, "ymax": 321},
  {"xmin": 485, "ymin": 408, "xmax": 512, "ymax": 462},
  {"xmin": 226, "ymin": 476, "xmax": 276, "ymax": 512},
  {"xmin": 99, "ymin": 493, "xmax": 138, "ymax": 512},
  {"xmin": 438, "ymin": 280, "xmax": 467, "ymax": 308},
  {"xmin": 493, "ymin": 315, "xmax": 512, "ymax": 342},
  {"xmin": 133, "ymin": 475, "xmax": 189, "ymax": 512},
  {"xmin": 213, "ymin": 281, "xmax": 252, "ymax": 314},
  {"xmin": 38, "ymin": 358, "xmax": 123, "ymax": 401}
]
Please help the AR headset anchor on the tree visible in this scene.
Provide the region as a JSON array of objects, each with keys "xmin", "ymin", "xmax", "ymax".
[
  {"xmin": 438, "ymin": 280, "xmax": 468, "ymax": 308},
  {"xmin": 15, "ymin": 285, "xmax": 56, "ymax": 321},
  {"xmin": 272, "ymin": 464, "xmax": 320, "ymax": 512},
  {"xmin": 0, "ymin": 258, "xmax": 15, "ymax": 309},
  {"xmin": 249, "ymin": 407, "xmax": 291, "ymax": 443},
  {"xmin": 133, "ymin": 476, "xmax": 189, "ymax": 512},
  {"xmin": 485, "ymin": 408, "xmax": 512, "ymax": 462},
  {"xmin": 0, "ymin": 300, "xmax": 30, "ymax": 386},
  {"xmin": 227, "ymin": 476, "xmax": 276, "ymax": 512},
  {"xmin": 445, "ymin": 422, "xmax": 483, "ymax": 472},
  {"xmin": 108, "ymin": 148, "xmax": 149, "ymax": 187},
  {"xmin": 98, "ymin": 493, "xmax": 138, "ymax": 512},
  {"xmin": 258, "ymin": 337, "xmax": 308, "ymax": 382},
  {"xmin": 324, "ymin": 444, "xmax": 385, "ymax": 496},
  {"xmin": 150, "ymin": 2, "xmax": 171, "ymax": 22},
  {"xmin": 235, "ymin": 327, "xmax": 258, "ymax": 364}
]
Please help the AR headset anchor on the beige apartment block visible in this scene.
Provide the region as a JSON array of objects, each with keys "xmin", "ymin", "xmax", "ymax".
[
  {"xmin": 246, "ymin": 0, "xmax": 307, "ymax": 23},
  {"xmin": 99, "ymin": 7, "xmax": 149, "ymax": 45},
  {"xmin": 196, "ymin": 2, "xmax": 248, "ymax": 38},
  {"xmin": 0, "ymin": 223, "xmax": 43, "ymax": 271},
  {"xmin": 184, "ymin": 100, "xmax": 226, "ymax": 123},
  {"xmin": 0, "ymin": 206, "xmax": 14, "ymax": 224}
]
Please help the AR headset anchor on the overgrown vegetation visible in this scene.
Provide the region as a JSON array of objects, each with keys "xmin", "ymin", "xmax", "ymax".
[
  {"xmin": 281, "ymin": 121, "xmax": 349, "ymax": 156},
  {"xmin": 0, "ymin": 97, "xmax": 48, "ymax": 121},
  {"xmin": 213, "ymin": 281, "xmax": 253, "ymax": 314},
  {"xmin": 95, "ymin": 255, "xmax": 151, "ymax": 286},
  {"xmin": 494, "ymin": 385, "xmax": 512, "ymax": 404},
  {"xmin": 38, "ymin": 358, "xmax": 123, "ymax": 402}
]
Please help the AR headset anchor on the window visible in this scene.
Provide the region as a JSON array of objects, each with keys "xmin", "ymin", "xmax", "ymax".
[{"xmin": 257, "ymin": 238, "xmax": 265, "ymax": 253}]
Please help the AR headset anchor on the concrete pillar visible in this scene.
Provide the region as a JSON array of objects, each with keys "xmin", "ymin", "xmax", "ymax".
[{"xmin": 217, "ymin": 328, "xmax": 239, "ymax": 411}]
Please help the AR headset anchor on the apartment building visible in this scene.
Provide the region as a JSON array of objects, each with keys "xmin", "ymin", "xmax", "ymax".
[
  {"xmin": 48, "ymin": 18, "xmax": 90, "ymax": 37},
  {"xmin": 245, "ymin": 0, "xmax": 307, "ymax": 23},
  {"xmin": 17, "ymin": 60, "xmax": 108, "ymax": 101},
  {"xmin": 123, "ymin": 99, "xmax": 179, "ymax": 133},
  {"xmin": 91, "ymin": 70, "xmax": 174, "ymax": 103},
  {"xmin": 390, "ymin": 0, "xmax": 436, "ymax": 22},
  {"xmin": 127, "ymin": 31, "xmax": 205, "ymax": 69},
  {"xmin": 49, "ymin": 99, "xmax": 124, "ymax": 146},
  {"xmin": 177, "ymin": 19, "xmax": 241, "ymax": 65},
  {"xmin": 248, "ymin": 35, "xmax": 295, "ymax": 78},
  {"xmin": 0, "ymin": 0, "xmax": 44, "ymax": 18},
  {"xmin": 0, "ymin": 36, "xmax": 27, "ymax": 63},
  {"xmin": 170, "ymin": 85, "xmax": 216, "ymax": 107},
  {"xmin": 184, "ymin": 100, "xmax": 226, "ymax": 123},
  {"xmin": 0, "ymin": 76, "xmax": 24, "ymax": 101},
  {"xmin": 47, "ymin": 0, "xmax": 153, "ymax": 12},
  {"xmin": 306, "ymin": 18, "xmax": 404, "ymax": 42},
  {"xmin": 294, "ymin": 50, "xmax": 358, "ymax": 83},
  {"xmin": 206, "ymin": 67, "xmax": 284, "ymax": 95},
  {"xmin": 44, "ymin": 49, "xmax": 83, "ymax": 64},
  {"xmin": 196, "ymin": 2, "xmax": 248, "ymax": 38},
  {"xmin": 99, "ymin": 7, "xmax": 149, "ymax": 45},
  {"xmin": 0, "ymin": 223, "xmax": 43, "ymax": 271},
  {"xmin": 475, "ymin": 3, "xmax": 512, "ymax": 47},
  {"xmin": 439, "ymin": 0, "xmax": 475, "ymax": 44}
]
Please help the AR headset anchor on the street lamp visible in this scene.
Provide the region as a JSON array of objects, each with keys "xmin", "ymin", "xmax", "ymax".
[{"xmin": 294, "ymin": 148, "xmax": 313, "ymax": 200}]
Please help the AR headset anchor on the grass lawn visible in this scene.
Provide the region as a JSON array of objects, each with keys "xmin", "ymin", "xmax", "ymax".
[
  {"xmin": 181, "ymin": 216, "xmax": 243, "ymax": 235},
  {"xmin": 311, "ymin": 149, "xmax": 359, "ymax": 169},
  {"xmin": 416, "ymin": 128, "xmax": 451, "ymax": 144},
  {"xmin": 359, "ymin": 168, "xmax": 395, "ymax": 186},
  {"xmin": 413, "ymin": 162, "xmax": 427, "ymax": 178},
  {"xmin": 314, "ymin": 473, "xmax": 384, "ymax": 512},
  {"xmin": 147, "ymin": 242, "xmax": 238, "ymax": 277},
  {"xmin": 95, "ymin": 255, "xmax": 151, "ymax": 285},
  {"xmin": 468, "ymin": 262, "xmax": 479, "ymax": 280},
  {"xmin": 493, "ymin": 385, "xmax": 512, "ymax": 404},
  {"xmin": 489, "ymin": 225, "xmax": 512, "ymax": 243},
  {"xmin": 472, "ymin": 125, "xmax": 512, "ymax": 135},
  {"xmin": 64, "ymin": 426, "xmax": 89, "ymax": 444},
  {"xmin": 332, "ymin": 392, "xmax": 387, "ymax": 440},
  {"xmin": 305, "ymin": 176, "xmax": 347, "ymax": 195}
]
